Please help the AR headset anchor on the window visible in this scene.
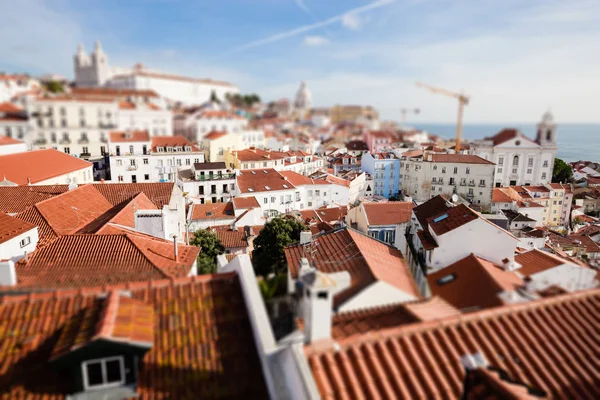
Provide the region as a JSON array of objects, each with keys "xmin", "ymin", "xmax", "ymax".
[
  {"xmin": 81, "ymin": 356, "xmax": 125, "ymax": 390},
  {"xmin": 296, "ymin": 192, "xmax": 301, "ymax": 201},
  {"xmin": 194, "ymin": 158, "xmax": 199, "ymax": 163},
  {"xmin": 185, "ymin": 159, "xmax": 190, "ymax": 165},
  {"xmin": 177, "ymin": 159, "xmax": 182, "ymax": 166},
  {"xmin": 218, "ymin": 147, "xmax": 224, "ymax": 155},
  {"xmin": 479, "ymin": 179, "xmax": 485, "ymax": 186},
  {"xmin": 449, "ymin": 177, "xmax": 455, "ymax": 185},
  {"xmin": 559, "ymin": 201, "xmax": 562, "ymax": 205},
  {"xmin": 143, "ymin": 158, "xmax": 149, "ymax": 165},
  {"xmin": 271, "ymin": 196, "xmax": 276, "ymax": 203},
  {"xmin": 129, "ymin": 145, "xmax": 134, "ymax": 154},
  {"xmin": 129, "ymin": 159, "xmax": 135, "ymax": 167},
  {"xmin": 466, "ymin": 167, "xmax": 470, "ymax": 175},
  {"xmin": 167, "ymin": 147, "xmax": 173, "ymax": 152},
  {"xmin": 116, "ymin": 160, "xmax": 122, "ymax": 167},
  {"xmin": 527, "ymin": 168, "xmax": 532, "ymax": 174},
  {"xmin": 315, "ymin": 190, "xmax": 320, "ymax": 197},
  {"xmin": 118, "ymin": 175, "xmax": 124, "ymax": 182},
  {"xmin": 542, "ymin": 172, "xmax": 547, "ymax": 180},
  {"xmin": 369, "ymin": 231, "xmax": 379, "ymax": 239},
  {"xmin": 20, "ymin": 237, "xmax": 31, "ymax": 247},
  {"xmin": 528, "ymin": 158, "xmax": 534, "ymax": 167},
  {"xmin": 433, "ymin": 165, "xmax": 437, "ymax": 170},
  {"xmin": 553, "ymin": 210, "xmax": 557, "ymax": 214},
  {"xmin": 553, "ymin": 200, "xmax": 557, "ymax": 205},
  {"xmin": 436, "ymin": 274, "xmax": 456, "ymax": 285},
  {"xmin": 543, "ymin": 161, "xmax": 549, "ymax": 168},
  {"xmin": 442, "ymin": 167, "xmax": 446, "ymax": 173},
  {"xmin": 453, "ymin": 167, "xmax": 458, "ymax": 174},
  {"xmin": 264, "ymin": 198, "xmax": 268, "ymax": 204},
  {"xmin": 384, "ymin": 231, "xmax": 393, "ymax": 243},
  {"xmin": 468, "ymin": 188, "xmax": 474, "ymax": 195},
  {"xmin": 498, "ymin": 157, "xmax": 504, "ymax": 165},
  {"xmin": 498, "ymin": 168, "xmax": 503, "ymax": 173},
  {"xmin": 64, "ymin": 147, "xmax": 70, "ymax": 154},
  {"xmin": 61, "ymin": 119, "xmax": 67, "ymax": 127},
  {"xmin": 513, "ymin": 156, "xmax": 519, "ymax": 166},
  {"xmin": 82, "ymin": 146, "xmax": 89, "ymax": 154},
  {"xmin": 308, "ymin": 201, "xmax": 312, "ymax": 207},
  {"xmin": 512, "ymin": 168, "xmax": 518, "ymax": 174},
  {"xmin": 50, "ymin": 132, "xmax": 57, "ymax": 143},
  {"xmin": 144, "ymin": 174, "xmax": 150, "ymax": 180}
]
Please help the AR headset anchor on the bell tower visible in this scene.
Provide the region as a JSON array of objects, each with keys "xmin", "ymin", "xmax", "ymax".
[{"xmin": 535, "ymin": 110, "xmax": 557, "ymax": 148}]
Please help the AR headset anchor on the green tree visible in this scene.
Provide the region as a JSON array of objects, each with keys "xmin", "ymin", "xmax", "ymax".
[
  {"xmin": 209, "ymin": 90, "xmax": 220, "ymax": 104},
  {"xmin": 190, "ymin": 229, "xmax": 225, "ymax": 274},
  {"xmin": 252, "ymin": 217, "xmax": 307, "ymax": 277},
  {"xmin": 552, "ymin": 158, "xmax": 573, "ymax": 183},
  {"xmin": 45, "ymin": 80, "xmax": 64, "ymax": 93}
]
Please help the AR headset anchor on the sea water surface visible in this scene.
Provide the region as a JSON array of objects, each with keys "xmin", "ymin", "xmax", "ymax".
[{"xmin": 413, "ymin": 123, "xmax": 600, "ymax": 163}]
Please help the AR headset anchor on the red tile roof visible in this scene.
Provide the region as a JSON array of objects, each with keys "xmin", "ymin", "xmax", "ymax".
[
  {"xmin": 0, "ymin": 149, "xmax": 92, "ymax": 185},
  {"xmin": 0, "ymin": 212, "xmax": 36, "ymax": 245},
  {"xmin": 151, "ymin": 136, "xmax": 200, "ymax": 152},
  {"xmin": 71, "ymin": 87, "xmax": 159, "ymax": 98},
  {"xmin": 430, "ymin": 154, "xmax": 495, "ymax": 165},
  {"xmin": 0, "ymin": 185, "xmax": 70, "ymax": 213},
  {"xmin": 12, "ymin": 233, "xmax": 198, "ymax": 289},
  {"xmin": 109, "ymin": 130, "xmax": 150, "ymax": 143},
  {"xmin": 314, "ymin": 206, "xmax": 348, "ymax": 223},
  {"xmin": 233, "ymin": 148, "xmax": 285, "ymax": 162},
  {"xmin": 190, "ymin": 202, "xmax": 235, "ymax": 221},
  {"xmin": 0, "ymin": 102, "xmax": 23, "ymax": 113},
  {"xmin": 232, "ymin": 196, "xmax": 260, "ymax": 209},
  {"xmin": 515, "ymin": 249, "xmax": 566, "ymax": 276},
  {"xmin": 413, "ymin": 195, "xmax": 451, "ymax": 228},
  {"xmin": 485, "ymin": 128, "xmax": 523, "ymax": 146},
  {"xmin": 492, "ymin": 188, "xmax": 513, "ymax": 203},
  {"xmin": 237, "ymin": 168, "xmax": 294, "ymax": 193},
  {"xmin": 0, "ymin": 274, "xmax": 268, "ymax": 398},
  {"xmin": 285, "ymin": 228, "xmax": 421, "ymax": 308},
  {"xmin": 15, "ymin": 185, "xmax": 113, "ymax": 245},
  {"xmin": 363, "ymin": 202, "xmax": 413, "ymax": 225},
  {"xmin": 427, "ymin": 254, "xmax": 524, "ymax": 310},
  {"xmin": 427, "ymin": 204, "xmax": 479, "ymax": 236},
  {"xmin": 0, "ymin": 136, "xmax": 24, "ymax": 146},
  {"xmin": 92, "ymin": 182, "xmax": 175, "ymax": 209},
  {"xmin": 203, "ymin": 130, "xmax": 229, "ymax": 140},
  {"xmin": 417, "ymin": 229, "xmax": 438, "ymax": 250},
  {"xmin": 569, "ymin": 235, "xmax": 600, "ymax": 253},
  {"xmin": 216, "ymin": 229, "xmax": 248, "ymax": 248},
  {"xmin": 305, "ymin": 289, "xmax": 600, "ymax": 399}
]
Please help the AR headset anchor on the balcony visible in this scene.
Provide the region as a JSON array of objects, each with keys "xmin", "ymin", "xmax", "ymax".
[
  {"xmin": 59, "ymin": 139, "xmax": 71, "ymax": 145},
  {"xmin": 99, "ymin": 122, "xmax": 117, "ymax": 129},
  {"xmin": 34, "ymin": 138, "xmax": 47, "ymax": 145},
  {"xmin": 80, "ymin": 152, "xmax": 91, "ymax": 158},
  {"xmin": 460, "ymin": 181, "xmax": 467, "ymax": 186},
  {"xmin": 466, "ymin": 193, "xmax": 474, "ymax": 199},
  {"xmin": 128, "ymin": 165, "xmax": 138, "ymax": 171},
  {"xmin": 468, "ymin": 181, "xmax": 476, "ymax": 187},
  {"xmin": 479, "ymin": 183, "xmax": 486, "ymax": 187},
  {"xmin": 195, "ymin": 173, "xmax": 236, "ymax": 181},
  {"xmin": 78, "ymin": 139, "xmax": 89, "ymax": 145}
]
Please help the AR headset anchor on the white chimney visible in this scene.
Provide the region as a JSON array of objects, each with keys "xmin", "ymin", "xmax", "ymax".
[
  {"xmin": 172, "ymin": 234, "xmax": 178, "ymax": 260},
  {"xmin": 0, "ymin": 260, "xmax": 17, "ymax": 286},
  {"xmin": 461, "ymin": 352, "xmax": 488, "ymax": 371},
  {"xmin": 300, "ymin": 231, "xmax": 312, "ymax": 245},
  {"xmin": 299, "ymin": 258, "xmax": 336, "ymax": 343}
]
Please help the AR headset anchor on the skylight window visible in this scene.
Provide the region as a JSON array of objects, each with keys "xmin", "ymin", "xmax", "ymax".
[
  {"xmin": 206, "ymin": 211, "xmax": 212, "ymax": 216},
  {"xmin": 265, "ymin": 186, "xmax": 271, "ymax": 190},
  {"xmin": 248, "ymin": 188, "xmax": 254, "ymax": 192},
  {"xmin": 251, "ymin": 171, "xmax": 256, "ymax": 174},
  {"xmin": 263, "ymin": 170, "xmax": 268, "ymax": 173},
  {"xmin": 433, "ymin": 213, "xmax": 449, "ymax": 223},
  {"xmin": 436, "ymin": 274, "xmax": 456, "ymax": 285},
  {"xmin": 283, "ymin": 184, "xmax": 288, "ymax": 188}
]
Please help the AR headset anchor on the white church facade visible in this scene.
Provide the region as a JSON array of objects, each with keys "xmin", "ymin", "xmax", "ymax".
[
  {"xmin": 74, "ymin": 41, "xmax": 240, "ymax": 106},
  {"xmin": 470, "ymin": 112, "xmax": 557, "ymax": 187}
]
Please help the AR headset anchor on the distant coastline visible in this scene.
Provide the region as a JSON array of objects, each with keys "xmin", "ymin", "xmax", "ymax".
[{"xmin": 412, "ymin": 123, "xmax": 600, "ymax": 162}]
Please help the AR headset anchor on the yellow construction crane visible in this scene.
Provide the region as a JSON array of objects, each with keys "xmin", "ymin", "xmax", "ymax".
[
  {"xmin": 416, "ymin": 82, "xmax": 469, "ymax": 152},
  {"xmin": 400, "ymin": 107, "xmax": 420, "ymax": 126}
]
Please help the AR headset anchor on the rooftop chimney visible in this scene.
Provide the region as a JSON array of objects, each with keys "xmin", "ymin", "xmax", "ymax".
[
  {"xmin": 0, "ymin": 260, "xmax": 16, "ymax": 286},
  {"xmin": 172, "ymin": 234, "xmax": 178, "ymax": 261},
  {"xmin": 461, "ymin": 352, "xmax": 488, "ymax": 371},
  {"xmin": 299, "ymin": 258, "xmax": 336, "ymax": 343}
]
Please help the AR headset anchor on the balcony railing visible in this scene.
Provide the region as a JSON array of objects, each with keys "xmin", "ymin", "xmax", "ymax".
[
  {"xmin": 128, "ymin": 165, "xmax": 138, "ymax": 171},
  {"xmin": 479, "ymin": 183, "xmax": 486, "ymax": 187},
  {"xmin": 195, "ymin": 173, "xmax": 236, "ymax": 181},
  {"xmin": 468, "ymin": 181, "xmax": 476, "ymax": 186},
  {"xmin": 460, "ymin": 181, "xmax": 467, "ymax": 186},
  {"xmin": 80, "ymin": 152, "xmax": 91, "ymax": 158}
]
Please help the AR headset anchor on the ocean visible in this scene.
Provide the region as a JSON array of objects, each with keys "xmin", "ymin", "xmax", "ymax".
[{"xmin": 412, "ymin": 123, "xmax": 600, "ymax": 163}]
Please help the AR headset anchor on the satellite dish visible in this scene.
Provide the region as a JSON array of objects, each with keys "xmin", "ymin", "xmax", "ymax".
[{"xmin": 451, "ymin": 194, "xmax": 459, "ymax": 203}]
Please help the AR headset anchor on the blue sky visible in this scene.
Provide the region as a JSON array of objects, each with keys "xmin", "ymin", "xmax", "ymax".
[{"xmin": 1, "ymin": 0, "xmax": 600, "ymax": 123}]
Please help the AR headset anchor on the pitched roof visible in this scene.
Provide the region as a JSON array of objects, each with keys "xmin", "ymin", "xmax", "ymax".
[
  {"xmin": 233, "ymin": 148, "xmax": 285, "ymax": 162},
  {"xmin": 216, "ymin": 229, "xmax": 247, "ymax": 248},
  {"xmin": 202, "ymin": 130, "xmax": 229, "ymax": 140},
  {"xmin": 362, "ymin": 202, "xmax": 413, "ymax": 225},
  {"xmin": 0, "ymin": 136, "xmax": 24, "ymax": 146},
  {"xmin": 0, "ymin": 102, "xmax": 23, "ymax": 113},
  {"xmin": 237, "ymin": 169, "xmax": 294, "ymax": 193},
  {"xmin": 279, "ymin": 170, "xmax": 328, "ymax": 186},
  {"xmin": 413, "ymin": 195, "xmax": 451, "ymax": 228},
  {"xmin": 485, "ymin": 128, "xmax": 522, "ymax": 146},
  {"xmin": 190, "ymin": 202, "xmax": 235, "ymax": 221},
  {"xmin": 193, "ymin": 161, "xmax": 227, "ymax": 170},
  {"xmin": 492, "ymin": 188, "xmax": 513, "ymax": 203},
  {"xmin": 0, "ymin": 185, "xmax": 69, "ymax": 213},
  {"xmin": 346, "ymin": 140, "xmax": 369, "ymax": 151},
  {"xmin": 0, "ymin": 274, "xmax": 268, "ymax": 398},
  {"xmin": 150, "ymin": 136, "xmax": 200, "ymax": 152},
  {"xmin": 108, "ymin": 130, "xmax": 150, "ymax": 143},
  {"xmin": 0, "ymin": 149, "xmax": 91, "ymax": 185},
  {"xmin": 569, "ymin": 235, "xmax": 600, "ymax": 253},
  {"xmin": 285, "ymin": 228, "xmax": 421, "ymax": 308},
  {"xmin": 0, "ymin": 212, "xmax": 36, "ymax": 245},
  {"xmin": 305, "ymin": 289, "xmax": 600, "ymax": 399},
  {"xmin": 426, "ymin": 204, "xmax": 479, "ymax": 236},
  {"xmin": 12, "ymin": 233, "xmax": 198, "ymax": 289},
  {"xmin": 514, "ymin": 249, "xmax": 567, "ymax": 276},
  {"xmin": 15, "ymin": 185, "xmax": 113, "ymax": 245},
  {"xmin": 92, "ymin": 182, "xmax": 175, "ymax": 208},
  {"xmin": 429, "ymin": 154, "xmax": 495, "ymax": 165},
  {"xmin": 314, "ymin": 206, "xmax": 348, "ymax": 223},
  {"xmin": 70, "ymin": 87, "xmax": 159, "ymax": 98},
  {"xmin": 427, "ymin": 254, "xmax": 524, "ymax": 310},
  {"xmin": 233, "ymin": 196, "xmax": 260, "ymax": 209}
]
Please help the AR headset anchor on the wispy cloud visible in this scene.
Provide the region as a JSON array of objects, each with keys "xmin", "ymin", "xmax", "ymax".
[
  {"xmin": 295, "ymin": 0, "xmax": 311, "ymax": 15},
  {"xmin": 224, "ymin": 0, "xmax": 397, "ymax": 54},
  {"xmin": 303, "ymin": 35, "xmax": 330, "ymax": 46},
  {"xmin": 342, "ymin": 13, "xmax": 362, "ymax": 30}
]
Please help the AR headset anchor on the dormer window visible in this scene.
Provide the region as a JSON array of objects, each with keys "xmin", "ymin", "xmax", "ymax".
[
  {"xmin": 82, "ymin": 356, "xmax": 126, "ymax": 390},
  {"xmin": 185, "ymin": 146, "xmax": 191, "ymax": 152},
  {"xmin": 176, "ymin": 146, "xmax": 183, "ymax": 152},
  {"xmin": 157, "ymin": 147, "xmax": 164, "ymax": 153},
  {"xmin": 167, "ymin": 147, "xmax": 174, "ymax": 152}
]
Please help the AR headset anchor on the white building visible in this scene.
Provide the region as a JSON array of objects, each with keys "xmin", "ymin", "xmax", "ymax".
[
  {"xmin": 402, "ymin": 152, "xmax": 495, "ymax": 210},
  {"xmin": 0, "ymin": 74, "xmax": 41, "ymax": 103},
  {"xmin": 0, "ymin": 212, "xmax": 38, "ymax": 262},
  {"xmin": 174, "ymin": 109, "xmax": 248, "ymax": 142},
  {"xmin": 276, "ymin": 150, "xmax": 324, "ymax": 176},
  {"xmin": 176, "ymin": 161, "xmax": 236, "ymax": 204},
  {"xmin": 74, "ymin": 41, "xmax": 239, "ymax": 105},
  {"xmin": 0, "ymin": 137, "xmax": 27, "ymax": 155},
  {"xmin": 470, "ymin": 112, "xmax": 557, "ymax": 187},
  {"xmin": 28, "ymin": 95, "xmax": 119, "ymax": 160},
  {"xmin": 0, "ymin": 102, "xmax": 30, "ymax": 142},
  {"xmin": 202, "ymin": 131, "xmax": 245, "ymax": 163},
  {"xmin": 108, "ymin": 131, "xmax": 204, "ymax": 183},
  {"xmin": 279, "ymin": 171, "xmax": 349, "ymax": 210}
]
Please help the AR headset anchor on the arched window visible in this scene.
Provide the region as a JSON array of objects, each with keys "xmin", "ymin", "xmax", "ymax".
[
  {"xmin": 513, "ymin": 156, "xmax": 519, "ymax": 166},
  {"xmin": 546, "ymin": 129, "xmax": 552, "ymax": 141}
]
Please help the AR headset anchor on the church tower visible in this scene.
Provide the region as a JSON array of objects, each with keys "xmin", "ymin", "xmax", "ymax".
[
  {"xmin": 535, "ymin": 110, "xmax": 557, "ymax": 148},
  {"xmin": 90, "ymin": 41, "xmax": 110, "ymax": 86},
  {"xmin": 294, "ymin": 81, "xmax": 312, "ymax": 119},
  {"xmin": 73, "ymin": 44, "xmax": 90, "ymax": 85}
]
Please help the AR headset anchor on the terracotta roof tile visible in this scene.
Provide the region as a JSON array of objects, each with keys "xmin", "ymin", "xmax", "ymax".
[
  {"xmin": 233, "ymin": 148, "xmax": 285, "ymax": 162},
  {"xmin": 11, "ymin": 233, "xmax": 197, "ymax": 289},
  {"xmin": 514, "ymin": 249, "xmax": 567, "ymax": 276},
  {"xmin": 427, "ymin": 254, "xmax": 524, "ymax": 310},
  {"xmin": 190, "ymin": 202, "xmax": 235, "ymax": 221},
  {"xmin": 203, "ymin": 130, "xmax": 229, "ymax": 140},
  {"xmin": 413, "ymin": 195, "xmax": 451, "ymax": 228},
  {"xmin": 216, "ymin": 229, "xmax": 247, "ymax": 248},
  {"xmin": 0, "ymin": 149, "xmax": 92, "ymax": 185},
  {"xmin": 492, "ymin": 188, "xmax": 513, "ymax": 203},
  {"xmin": 108, "ymin": 130, "xmax": 150, "ymax": 143},
  {"xmin": 363, "ymin": 202, "xmax": 413, "ymax": 225},
  {"xmin": 0, "ymin": 212, "xmax": 36, "ymax": 245},
  {"xmin": 232, "ymin": 196, "xmax": 260, "ymax": 209},
  {"xmin": 237, "ymin": 168, "xmax": 294, "ymax": 193},
  {"xmin": 426, "ymin": 204, "xmax": 479, "ymax": 236},
  {"xmin": 314, "ymin": 206, "xmax": 348, "ymax": 223},
  {"xmin": 485, "ymin": 128, "xmax": 522, "ymax": 146},
  {"xmin": 71, "ymin": 87, "xmax": 159, "ymax": 98},
  {"xmin": 0, "ymin": 102, "xmax": 23, "ymax": 113},
  {"xmin": 305, "ymin": 289, "xmax": 600, "ymax": 399},
  {"xmin": 285, "ymin": 228, "xmax": 421, "ymax": 308},
  {"xmin": 568, "ymin": 235, "xmax": 600, "ymax": 253},
  {"xmin": 92, "ymin": 182, "xmax": 175, "ymax": 208},
  {"xmin": 0, "ymin": 273, "xmax": 268, "ymax": 398},
  {"xmin": 0, "ymin": 136, "xmax": 24, "ymax": 146},
  {"xmin": 417, "ymin": 229, "xmax": 438, "ymax": 250},
  {"xmin": 430, "ymin": 154, "xmax": 495, "ymax": 165}
]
